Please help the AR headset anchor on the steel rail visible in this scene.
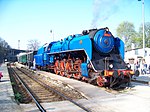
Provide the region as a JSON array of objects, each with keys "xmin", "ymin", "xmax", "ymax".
[
  {"xmin": 17, "ymin": 67, "xmax": 92, "ymax": 112},
  {"xmin": 10, "ymin": 67, "xmax": 46, "ymax": 112}
]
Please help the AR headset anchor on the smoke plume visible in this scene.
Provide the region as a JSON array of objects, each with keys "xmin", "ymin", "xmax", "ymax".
[{"xmin": 91, "ymin": 0, "xmax": 120, "ymax": 28}]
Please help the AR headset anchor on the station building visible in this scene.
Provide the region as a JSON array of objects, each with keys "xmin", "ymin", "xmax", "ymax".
[
  {"xmin": 5, "ymin": 49, "xmax": 26, "ymax": 62},
  {"xmin": 125, "ymin": 47, "xmax": 150, "ymax": 70}
]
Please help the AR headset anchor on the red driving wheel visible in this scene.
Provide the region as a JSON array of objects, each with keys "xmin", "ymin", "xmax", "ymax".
[
  {"xmin": 54, "ymin": 60, "xmax": 59, "ymax": 75},
  {"xmin": 65, "ymin": 59, "xmax": 73, "ymax": 78},
  {"xmin": 97, "ymin": 76, "xmax": 105, "ymax": 87},
  {"xmin": 60, "ymin": 60, "xmax": 65, "ymax": 76},
  {"xmin": 73, "ymin": 59, "xmax": 82, "ymax": 79}
]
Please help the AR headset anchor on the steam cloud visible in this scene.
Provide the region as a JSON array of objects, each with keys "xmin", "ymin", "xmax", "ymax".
[{"xmin": 91, "ymin": 0, "xmax": 120, "ymax": 28}]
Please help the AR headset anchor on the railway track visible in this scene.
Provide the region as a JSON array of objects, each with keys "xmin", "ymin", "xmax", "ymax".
[{"xmin": 8, "ymin": 66, "xmax": 92, "ymax": 112}]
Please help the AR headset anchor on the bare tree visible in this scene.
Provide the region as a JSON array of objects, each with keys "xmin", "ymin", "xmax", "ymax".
[
  {"xmin": 27, "ymin": 39, "xmax": 40, "ymax": 51},
  {"xmin": 0, "ymin": 37, "xmax": 11, "ymax": 62}
]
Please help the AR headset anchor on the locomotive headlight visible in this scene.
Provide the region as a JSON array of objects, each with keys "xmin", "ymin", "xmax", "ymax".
[{"xmin": 109, "ymin": 64, "xmax": 113, "ymax": 69}]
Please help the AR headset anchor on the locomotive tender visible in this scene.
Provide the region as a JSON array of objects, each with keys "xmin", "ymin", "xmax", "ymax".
[{"xmin": 34, "ymin": 27, "xmax": 139, "ymax": 87}]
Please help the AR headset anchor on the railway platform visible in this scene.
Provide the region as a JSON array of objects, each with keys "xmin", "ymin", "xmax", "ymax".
[
  {"xmin": 0, "ymin": 63, "xmax": 23, "ymax": 112},
  {"xmin": 132, "ymin": 74, "xmax": 150, "ymax": 85}
]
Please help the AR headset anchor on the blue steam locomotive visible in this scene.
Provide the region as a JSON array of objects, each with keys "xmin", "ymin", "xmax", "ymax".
[{"xmin": 34, "ymin": 27, "xmax": 139, "ymax": 87}]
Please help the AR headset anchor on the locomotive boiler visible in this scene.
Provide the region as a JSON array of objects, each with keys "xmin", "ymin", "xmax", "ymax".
[{"xmin": 34, "ymin": 27, "xmax": 139, "ymax": 88}]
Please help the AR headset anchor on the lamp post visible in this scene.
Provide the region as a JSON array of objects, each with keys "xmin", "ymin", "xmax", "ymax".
[
  {"xmin": 18, "ymin": 40, "xmax": 20, "ymax": 50},
  {"xmin": 138, "ymin": 0, "xmax": 145, "ymax": 57}
]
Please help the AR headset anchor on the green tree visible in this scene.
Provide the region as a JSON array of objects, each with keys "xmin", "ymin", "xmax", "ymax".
[
  {"xmin": 116, "ymin": 21, "xmax": 137, "ymax": 50},
  {"xmin": 139, "ymin": 22, "xmax": 150, "ymax": 48}
]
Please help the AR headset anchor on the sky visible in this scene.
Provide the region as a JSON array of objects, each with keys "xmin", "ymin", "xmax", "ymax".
[{"xmin": 0, "ymin": 0, "xmax": 150, "ymax": 50}]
